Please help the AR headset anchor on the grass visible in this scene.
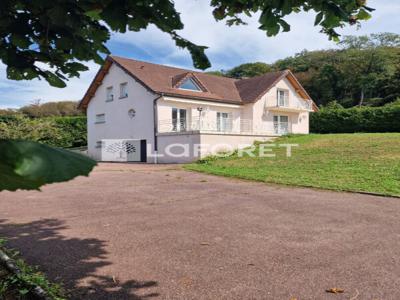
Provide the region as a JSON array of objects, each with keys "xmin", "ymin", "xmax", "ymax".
[{"xmin": 185, "ymin": 133, "xmax": 400, "ymax": 197}]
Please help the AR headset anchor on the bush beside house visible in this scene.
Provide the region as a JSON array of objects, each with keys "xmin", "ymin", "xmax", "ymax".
[
  {"xmin": 310, "ymin": 102, "xmax": 400, "ymax": 133},
  {"xmin": 0, "ymin": 116, "xmax": 87, "ymax": 148}
]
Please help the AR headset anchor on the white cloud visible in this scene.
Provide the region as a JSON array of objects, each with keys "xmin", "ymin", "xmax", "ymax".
[
  {"xmin": 0, "ymin": 61, "xmax": 99, "ymax": 108},
  {"xmin": 0, "ymin": 0, "xmax": 398, "ymax": 108}
]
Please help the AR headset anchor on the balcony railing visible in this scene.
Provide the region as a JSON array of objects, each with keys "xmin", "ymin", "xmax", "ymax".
[
  {"xmin": 266, "ymin": 99, "xmax": 313, "ymax": 111},
  {"xmin": 158, "ymin": 116, "xmax": 241, "ymax": 133},
  {"xmin": 158, "ymin": 117, "xmax": 284, "ymax": 135}
]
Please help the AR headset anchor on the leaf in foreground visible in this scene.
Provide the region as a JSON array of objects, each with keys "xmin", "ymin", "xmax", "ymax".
[{"xmin": 0, "ymin": 140, "xmax": 96, "ymax": 191}]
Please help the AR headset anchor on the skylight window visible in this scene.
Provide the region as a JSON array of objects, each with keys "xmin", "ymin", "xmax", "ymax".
[{"xmin": 179, "ymin": 78, "xmax": 201, "ymax": 91}]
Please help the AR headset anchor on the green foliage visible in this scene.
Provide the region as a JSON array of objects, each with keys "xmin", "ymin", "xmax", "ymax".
[
  {"xmin": 205, "ymin": 70, "xmax": 225, "ymax": 77},
  {"xmin": 0, "ymin": 139, "xmax": 96, "ymax": 191},
  {"xmin": 339, "ymin": 32, "xmax": 400, "ymax": 49},
  {"xmin": 0, "ymin": 241, "xmax": 65, "ymax": 299},
  {"xmin": 206, "ymin": 62, "xmax": 274, "ymax": 79},
  {"xmin": 0, "ymin": 116, "xmax": 87, "ymax": 148},
  {"xmin": 321, "ymin": 100, "xmax": 344, "ymax": 110},
  {"xmin": 225, "ymin": 62, "xmax": 272, "ymax": 78},
  {"xmin": 0, "ymin": 0, "xmax": 375, "ymax": 86},
  {"xmin": 0, "ymin": 0, "xmax": 210, "ymax": 87},
  {"xmin": 52, "ymin": 116, "xmax": 87, "ymax": 148},
  {"xmin": 310, "ymin": 104, "xmax": 400, "ymax": 133},
  {"xmin": 211, "ymin": 0, "xmax": 373, "ymax": 41},
  {"xmin": 272, "ymin": 33, "xmax": 400, "ymax": 106}
]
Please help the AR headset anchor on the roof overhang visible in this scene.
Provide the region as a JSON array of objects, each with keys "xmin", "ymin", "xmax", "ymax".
[
  {"xmin": 78, "ymin": 58, "xmax": 113, "ymax": 110},
  {"xmin": 251, "ymin": 70, "xmax": 319, "ymax": 112},
  {"xmin": 285, "ymin": 70, "xmax": 319, "ymax": 112},
  {"xmin": 78, "ymin": 56, "xmax": 157, "ymax": 111}
]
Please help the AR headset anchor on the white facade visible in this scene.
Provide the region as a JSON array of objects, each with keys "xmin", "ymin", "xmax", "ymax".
[
  {"xmin": 86, "ymin": 62, "xmax": 313, "ymax": 163},
  {"xmin": 87, "ymin": 63, "xmax": 157, "ymax": 161}
]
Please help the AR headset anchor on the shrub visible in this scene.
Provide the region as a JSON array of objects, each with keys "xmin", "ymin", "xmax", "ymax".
[
  {"xmin": 310, "ymin": 104, "xmax": 400, "ymax": 133},
  {"xmin": 0, "ymin": 116, "xmax": 87, "ymax": 148},
  {"xmin": 52, "ymin": 116, "xmax": 87, "ymax": 148}
]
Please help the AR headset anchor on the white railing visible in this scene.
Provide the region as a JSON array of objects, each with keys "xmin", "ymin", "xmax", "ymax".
[
  {"xmin": 158, "ymin": 117, "xmax": 284, "ymax": 135},
  {"xmin": 159, "ymin": 116, "xmax": 242, "ymax": 133},
  {"xmin": 266, "ymin": 99, "xmax": 313, "ymax": 111}
]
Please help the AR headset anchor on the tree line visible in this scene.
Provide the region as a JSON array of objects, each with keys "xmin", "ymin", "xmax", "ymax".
[{"xmin": 208, "ymin": 33, "xmax": 400, "ymax": 108}]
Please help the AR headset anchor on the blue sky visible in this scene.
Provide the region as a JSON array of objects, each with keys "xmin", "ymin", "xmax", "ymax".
[{"xmin": 1, "ymin": 0, "xmax": 399, "ymax": 108}]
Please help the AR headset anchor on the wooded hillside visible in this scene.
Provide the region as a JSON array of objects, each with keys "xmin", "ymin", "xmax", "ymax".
[{"xmin": 209, "ymin": 33, "xmax": 400, "ymax": 108}]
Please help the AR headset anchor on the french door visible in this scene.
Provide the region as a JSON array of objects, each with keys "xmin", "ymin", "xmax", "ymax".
[
  {"xmin": 172, "ymin": 108, "xmax": 187, "ymax": 131},
  {"xmin": 217, "ymin": 112, "xmax": 231, "ymax": 132},
  {"xmin": 273, "ymin": 115, "xmax": 289, "ymax": 134}
]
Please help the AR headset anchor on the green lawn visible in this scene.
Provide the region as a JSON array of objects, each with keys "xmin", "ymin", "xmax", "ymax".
[{"xmin": 185, "ymin": 133, "xmax": 400, "ymax": 197}]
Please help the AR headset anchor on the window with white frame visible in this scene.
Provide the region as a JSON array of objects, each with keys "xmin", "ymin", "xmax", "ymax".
[
  {"xmin": 273, "ymin": 115, "xmax": 289, "ymax": 134},
  {"xmin": 106, "ymin": 86, "xmax": 113, "ymax": 101},
  {"xmin": 95, "ymin": 113, "xmax": 105, "ymax": 124},
  {"xmin": 277, "ymin": 89, "xmax": 289, "ymax": 107},
  {"xmin": 120, "ymin": 82, "xmax": 128, "ymax": 98},
  {"xmin": 216, "ymin": 112, "xmax": 232, "ymax": 132},
  {"xmin": 172, "ymin": 108, "xmax": 187, "ymax": 131}
]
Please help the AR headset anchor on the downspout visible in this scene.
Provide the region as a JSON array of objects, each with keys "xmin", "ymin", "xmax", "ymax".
[{"xmin": 153, "ymin": 94, "xmax": 163, "ymax": 154}]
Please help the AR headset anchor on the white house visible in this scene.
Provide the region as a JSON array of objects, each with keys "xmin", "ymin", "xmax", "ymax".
[{"xmin": 79, "ymin": 55, "xmax": 317, "ymax": 163}]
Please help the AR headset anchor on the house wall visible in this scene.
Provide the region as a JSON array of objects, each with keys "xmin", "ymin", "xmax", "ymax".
[
  {"xmin": 156, "ymin": 133, "xmax": 201, "ymax": 163},
  {"xmin": 251, "ymin": 78, "xmax": 310, "ymax": 134},
  {"xmin": 157, "ymin": 132, "xmax": 274, "ymax": 163},
  {"xmin": 87, "ymin": 63, "xmax": 157, "ymax": 161}
]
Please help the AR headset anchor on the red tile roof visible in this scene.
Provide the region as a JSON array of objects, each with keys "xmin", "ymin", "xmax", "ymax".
[{"xmin": 79, "ymin": 55, "xmax": 314, "ymax": 109}]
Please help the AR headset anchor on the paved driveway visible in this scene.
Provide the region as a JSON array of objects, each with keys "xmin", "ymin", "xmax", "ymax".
[{"xmin": 0, "ymin": 163, "xmax": 399, "ymax": 299}]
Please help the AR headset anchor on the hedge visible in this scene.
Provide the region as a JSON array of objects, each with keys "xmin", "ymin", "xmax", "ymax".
[
  {"xmin": 310, "ymin": 105, "xmax": 400, "ymax": 133},
  {"xmin": 0, "ymin": 116, "xmax": 87, "ymax": 148}
]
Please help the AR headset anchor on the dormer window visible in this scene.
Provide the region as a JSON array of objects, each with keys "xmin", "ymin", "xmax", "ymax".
[{"xmin": 179, "ymin": 78, "xmax": 201, "ymax": 91}]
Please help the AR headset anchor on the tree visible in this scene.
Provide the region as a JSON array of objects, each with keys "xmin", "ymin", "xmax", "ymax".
[
  {"xmin": 267, "ymin": 34, "xmax": 400, "ymax": 107},
  {"xmin": 380, "ymin": 65, "xmax": 400, "ymax": 104},
  {"xmin": 339, "ymin": 32, "xmax": 400, "ymax": 49},
  {"xmin": 225, "ymin": 62, "xmax": 272, "ymax": 78},
  {"xmin": 205, "ymin": 70, "xmax": 225, "ymax": 77},
  {"xmin": 1, "ymin": 0, "xmax": 374, "ymax": 87}
]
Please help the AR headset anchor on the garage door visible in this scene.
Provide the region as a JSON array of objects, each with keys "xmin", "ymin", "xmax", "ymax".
[{"xmin": 101, "ymin": 139, "xmax": 147, "ymax": 162}]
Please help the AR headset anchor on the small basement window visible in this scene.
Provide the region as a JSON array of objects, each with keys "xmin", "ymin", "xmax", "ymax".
[
  {"xmin": 95, "ymin": 113, "xmax": 105, "ymax": 124},
  {"xmin": 120, "ymin": 82, "xmax": 128, "ymax": 98},
  {"xmin": 95, "ymin": 141, "xmax": 103, "ymax": 148},
  {"xmin": 106, "ymin": 86, "xmax": 113, "ymax": 102},
  {"xmin": 179, "ymin": 78, "xmax": 201, "ymax": 91}
]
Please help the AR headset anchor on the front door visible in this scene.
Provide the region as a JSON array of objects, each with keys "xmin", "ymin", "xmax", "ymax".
[{"xmin": 273, "ymin": 115, "xmax": 289, "ymax": 134}]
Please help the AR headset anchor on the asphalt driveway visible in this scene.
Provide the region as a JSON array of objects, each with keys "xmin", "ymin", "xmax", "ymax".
[{"xmin": 0, "ymin": 163, "xmax": 399, "ymax": 299}]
